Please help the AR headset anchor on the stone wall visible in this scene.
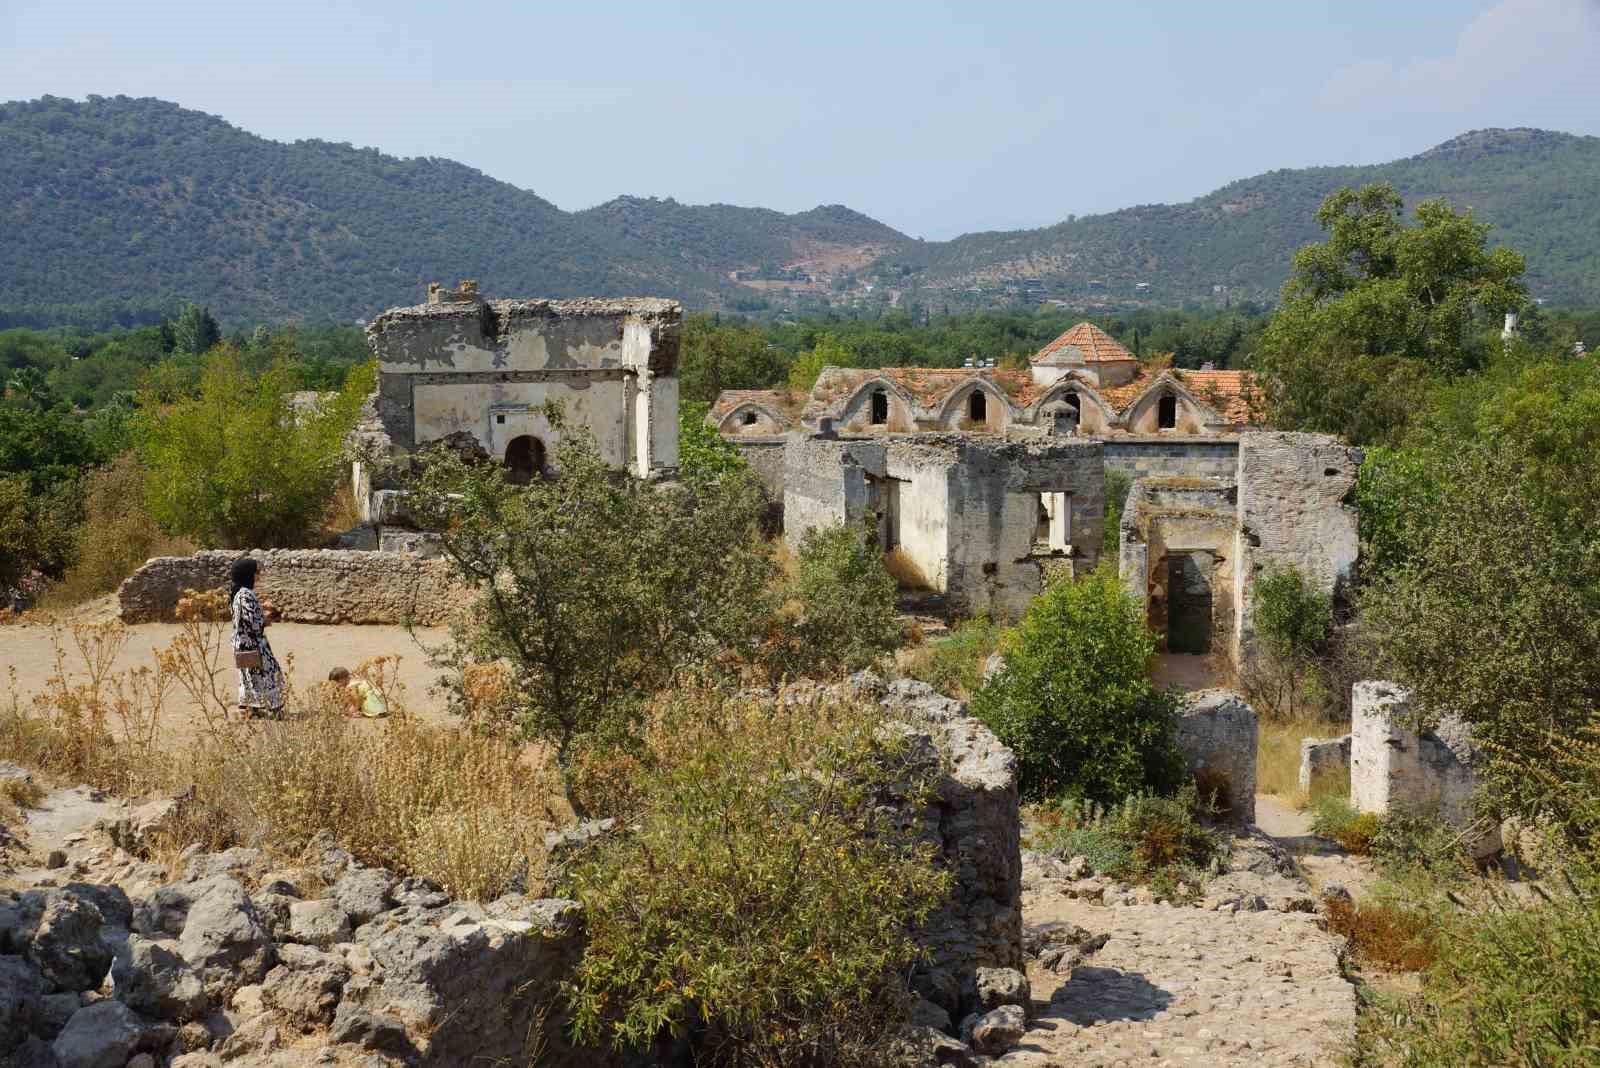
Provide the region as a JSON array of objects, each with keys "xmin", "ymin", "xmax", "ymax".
[
  {"xmin": 1102, "ymin": 437, "xmax": 1239, "ymax": 481},
  {"xmin": 730, "ymin": 436, "xmax": 788, "ymax": 499},
  {"xmin": 1117, "ymin": 477, "xmax": 1238, "ymax": 655},
  {"xmin": 1232, "ymin": 433, "xmax": 1361, "ymax": 663},
  {"xmin": 1175, "ymin": 690, "xmax": 1258, "ymax": 825},
  {"xmin": 118, "ymin": 550, "xmax": 470, "ymax": 627},
  {"xmin": 1351, "ymin": 681, "xmax": 1498, "ymax": 857},
  {"xmin": 1298, "ymin": 735, "xmax": 1352, "ymax": 797}
]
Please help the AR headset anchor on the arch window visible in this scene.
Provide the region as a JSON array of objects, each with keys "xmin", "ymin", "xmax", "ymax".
[
  {"xmin": 1157, "ymin": 394, "xmax": 1178, "ymax": 430},
  {"xmin": 870, "ymin": 389, "xmax": 889, "ymax": 425},
  {"xmin": 968, "ymin": 390, "xmax": 987, "ymax": 423},
  {"xmin": 742, "ymin": 411, "xmax": 758, "ymax": 426}
]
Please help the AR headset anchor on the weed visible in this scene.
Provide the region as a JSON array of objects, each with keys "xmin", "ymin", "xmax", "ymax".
[
  {"xmin": 1308, "ymin": 793, "xmax": 1381, "ymax": 854},
  {"xmin": 1323, "ymin": 895, "xmax": 1437, "ymax": 971},
  {"xmin": 897, "ymin": 615, "xmax": 1005, "ymax": 701}
]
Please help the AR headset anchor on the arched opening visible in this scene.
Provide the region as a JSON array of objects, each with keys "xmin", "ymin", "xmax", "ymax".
[
  {"xmin": 504, "ymin": 435, "xmax": 545, "ymax": 485},
  {"xmin": 741, "ymin": 411, "xmax": 758, "ymax": 427},
  {"xmin": 967, "ymin": 390, "xmax": 987, "ymax": 424},
  {"xmin": 1157, "ymin": 394, "xmax": 1178, "ymax": 430},
  {"xmin": 1048, "ymin": 393, "xmax": 1081, "ymax": 435},
  {"xmin": 870, "ymin": 389, "xmax": 889, "ymax": 425}
]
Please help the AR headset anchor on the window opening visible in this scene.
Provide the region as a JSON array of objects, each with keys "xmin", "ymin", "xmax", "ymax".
[
  {"xmin": 968, "ymin": 391, "xmax": 986, "ymax": 423},
  {"xmin": 870, "ymin": 389, "xmax": 889, "ymax": 425},
  {"xmin": 1157, "ymin": 394, "xmax": 1178, "ymax": 430}
]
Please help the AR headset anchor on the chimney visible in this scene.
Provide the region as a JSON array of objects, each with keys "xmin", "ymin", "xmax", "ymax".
[{"xmin": 963, "ymin": 357, "xmax": 975, "ymax": 368}]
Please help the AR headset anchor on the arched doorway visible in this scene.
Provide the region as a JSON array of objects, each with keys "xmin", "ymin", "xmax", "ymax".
[{"xmin": 504, "ymin": 435, "xmax": 545, "ymax": 485}]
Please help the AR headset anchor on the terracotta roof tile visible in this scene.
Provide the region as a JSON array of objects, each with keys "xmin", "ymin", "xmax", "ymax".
[
  {"xmin": 1032, "ymin": 322, "xmax": 1139, "ymax": 366},
  {"xmin": 1172, "ymin": 369, "xmax": 1262, "ymax": 425},
  {"xmin": 709, "ymin": 388, "xmax": 806, "ymax": 423}
]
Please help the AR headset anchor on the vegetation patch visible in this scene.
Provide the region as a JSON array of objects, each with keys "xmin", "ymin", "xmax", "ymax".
[{"xmin": 1029, "ymin": 785, "xmax": 1224, "ymax": 900}]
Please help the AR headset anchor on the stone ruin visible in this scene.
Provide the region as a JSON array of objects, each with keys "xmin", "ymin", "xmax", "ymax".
[{"xmin": 1298, "ymin": 680, "xmax": 1499, "ymax": 857}]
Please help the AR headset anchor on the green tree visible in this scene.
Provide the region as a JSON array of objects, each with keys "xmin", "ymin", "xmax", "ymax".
[
  {"xmin": 1256, "ymin": 184, "xmax": 1527, "ymax": 444},
  {"xmin": 171, "ymin": 303, "xmax": 221, "ymax": 356},
  {"xmin": 973, "ymin": 566, "xmax": 1184, "ymax": 803},
  {"xmin": 677, "ymin": 313, "xmax": 789, "ymax": 402},
  {"xmin": 138, "ymin": 349, "xmax": 373, "ymax": 547},
  {"xmin": 676, "ymin": 400, "xmax": 748, "ymax": 480},
  {"xmin": 784, "ymin": 522, "xmax": 902, "ymax": 676},
  {"xmin": 408, "ymin": 417, "xmax": 776, "ymax": 809},
  {"xmin": 787, "ymin": 334, "xmax": 854, "ymax": 392}
]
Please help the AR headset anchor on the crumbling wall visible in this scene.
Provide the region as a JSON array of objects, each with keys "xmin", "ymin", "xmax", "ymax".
[
  {"xmin": 1118, "ymin": 478, "xmax": 1238, "ymax": 654},
  {"xmin": 1232, "ymin": 433, "xmax": 1361, "ymax": 663},
  {"xmin": 1175, "ymin": 690, "xmax": 1258, "ymax": 825},
  {"xmin": 118, "ymin": 550, "xmax": 470, "ymax": 626},
  {"xmin": 1102, "ymin": 437, "xmax": 1239, "ymax": 481},
  {"xmin": 782, "ymin": 435, "xmax": 885, "ymax": 544},
  {"xmin": 1298, "ymin": 735, "xmax": 1352, "ymax": 797},
  {"xmin": 730, "ymin": 436, "xmax": 788, "ymax": 499},
  {"xmin": 1351, "ymin": 681, "xmax": 1499, "ymax": 856}
]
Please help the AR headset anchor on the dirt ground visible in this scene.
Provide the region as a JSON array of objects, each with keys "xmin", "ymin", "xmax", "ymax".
[{"xmin": 2, "ymin": 616, "xmax": 456, "ymax": 741}]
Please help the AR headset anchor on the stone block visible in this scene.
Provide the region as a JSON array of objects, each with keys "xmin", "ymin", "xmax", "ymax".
[
  {"xmin": 1176, "ymin": 690, "xmax": 1258, "ymax": 825},
  {"xmin": 1298, "ymin": 735, "xmax": 1351, "ymax": 796}
]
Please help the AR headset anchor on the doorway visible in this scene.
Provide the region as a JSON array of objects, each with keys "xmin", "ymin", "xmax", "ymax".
[
  {"xmin": 504, "ymin": 435, "xmax": 545, "ymax": 485},
  {"xmin": 1166, "ymin": 553, "xmax": 1213, "ymax": 654}
]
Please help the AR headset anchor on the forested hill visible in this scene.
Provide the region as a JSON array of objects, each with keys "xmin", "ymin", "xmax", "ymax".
[
  {"xmin": 0, "ymin": 95, "xmax": 913, "ymax": 325},
  {"xmin": 872, "ymin": 128, "xmax": 1600, "ymax": 307},
  {"xmin": 3, "ymin": 96, "xmax": 1598, "ymax": 327}
]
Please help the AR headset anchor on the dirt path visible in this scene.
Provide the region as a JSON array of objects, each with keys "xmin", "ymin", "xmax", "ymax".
[{"xmin": 1255, "ymin": 793, "xmax": 1377, "ymax": 899}]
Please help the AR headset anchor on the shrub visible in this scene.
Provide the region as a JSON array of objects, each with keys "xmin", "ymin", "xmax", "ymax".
[
  {"xmin": 138, "ymin": 350, "xmax": 373, "ymax": 548},
  {"xmin": 677, "ymin": 400, "xmax": 749, "ymax": 480},
  {"xmin": 409, "ymin": 415, "xmax": 776, "ymax": 810},
  {"xmin": 0, "ymin": 472, "xmax": 78, "ymax": 595},
  {"xmin": 899, "ymin": 614, "xmax": 1005, "ymax": 701},
  {"xmin": 1353, "ymin": 874, "xmax": 1600, "ymax": 1065},
  {"xmin": 973, "ymin": 564, "xmax": 1183, "ymax": 804},
  {"xmin": 43, "ymin": 452, "xmax": 192, "ymax": 605},
  {"xmin": 1102, "ymin": 468, "xmax": 1133, "ymax": 558},
  {"xmin": 1308, "ymin": 794, "xmax": 1381, "ymax": 855},
  {"xmin": 1323, "ymin": 895, "xmax": 1436, "ymax": 972},
  {"xmin": 564, "ymin": 687, "xmax": 950, "ymax": 1065},
  {"xmin": 771, "ymin": 522, "xmax": 902, "ymax": 678},
  {"xmin": 1029, "ymin": 785, "xmax": 1224, "ymax": 897}
]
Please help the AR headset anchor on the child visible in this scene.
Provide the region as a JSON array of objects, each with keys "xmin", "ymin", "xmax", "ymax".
[{"xmin": 327, "ymin": 666, "xmax": 389, "ymax": 718}]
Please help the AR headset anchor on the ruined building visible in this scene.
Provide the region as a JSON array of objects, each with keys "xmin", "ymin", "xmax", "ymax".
[{"xmin": 354, "ymin": 282, "xmax": 682, "ymax": 545}]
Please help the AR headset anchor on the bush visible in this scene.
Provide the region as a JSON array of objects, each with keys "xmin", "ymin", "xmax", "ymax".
[
  {"xmin": 138, "ymin": 350, "xmax": 373, "ymax": 548},
  {"xmin": 770, "ymin": 522, "xmax": 902, "ymax": 678},
  {"xmin": 1102, "ymin": 468, "xmax": 1133, "ymax": 558},
  {"xmin": 1029, "ymin": 785, "xmax": 1224, "ymax": 898},
  {"xmin": 43, "ymin": 452, "xmax": 192, "ymax": 605},
  {"xmin": 1323, "ymin": 895, "xmax": 1437, "ymax": 973},
  {"xmin": 1308, "ymin": 794, "xmax": 1381, "ymax": 855},
  {"xmin": 677, "ymin": 400, "xmax": 748, "ymax": 480},
  {"xmin": 1353, "ymin": 874, "xmax": 1600, "ymax": 1065},
  {"xmin": 972, "ymin": 564, "xmax": 1183, "ymax": 804},
  {"xmin": 899, "ymin": 614, "xmax": 1005, "ymax": 701},
  {"xmin": 564, "ymin": 687, "xmax": 950, "ymax": 1065}
]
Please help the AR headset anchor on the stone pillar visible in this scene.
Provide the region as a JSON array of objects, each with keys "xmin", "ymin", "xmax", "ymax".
[
  {"xmin": 1298, "ymin": 735, "xmax": 1352, "ymax": 797},
  {"xmin": 1175, "ymin": 690, "xmax": 1258, "ymax": 825}
]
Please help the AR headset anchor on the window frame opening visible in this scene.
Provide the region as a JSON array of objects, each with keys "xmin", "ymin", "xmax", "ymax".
[
  {"xmin": 968, "ymin": 390, "xmax": 987, "ymax": 424},
  {"xmin": 1157, "ymin": 394, "xmax": 1178, "ymax": 430},
  {"xmin": 870, "ymin": 389, "xmax": 889, "ymax": 425}
]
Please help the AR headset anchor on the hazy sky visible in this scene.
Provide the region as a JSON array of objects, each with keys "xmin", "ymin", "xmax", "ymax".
[{"xmin": 3, "ymin": 0, "xmax": 1596, "ymax": 239}]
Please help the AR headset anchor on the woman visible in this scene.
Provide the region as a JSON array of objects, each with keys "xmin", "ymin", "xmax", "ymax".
[{"xmin": 230, "ymin": 557, "xmax": 285, "ymax": 718}]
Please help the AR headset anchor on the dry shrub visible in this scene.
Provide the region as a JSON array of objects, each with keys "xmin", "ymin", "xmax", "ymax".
[
  {"xmin": 42, "ymin": 454, "xmax": 193, "ymax": 609},
  {"xmin": 1309, "ymin": 794, "xmax": 1381, "ymax": 854},
  {"xmin": 318, "ymin": 480, "xmax": 364, "ymax": 543},
  {"xmin": 1192, "ymin": 766, "xmax": 1234, "ymax": 819},
  {"xmin": 883, "ymin": 546, "xmax": 931, "ymax": 590},
  {"xmin": 1322, "ymin": 894, "xmax": 1436, "ymax": 971}
]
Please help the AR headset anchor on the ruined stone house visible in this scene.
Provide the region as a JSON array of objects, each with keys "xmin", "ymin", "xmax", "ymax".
[{"xmin": 353, "ymin": 281, "xmax": 682, "ymax": 538}]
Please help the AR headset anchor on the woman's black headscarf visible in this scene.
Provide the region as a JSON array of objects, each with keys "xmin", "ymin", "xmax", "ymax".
[{"xmin": 229, "ymin": 557, "xmax": 259, "ymax": 600}]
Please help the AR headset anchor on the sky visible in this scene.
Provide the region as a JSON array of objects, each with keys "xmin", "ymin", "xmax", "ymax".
[{"xmin": 2, "ymin": 0, "xmax": 1597, "ymax": 239}]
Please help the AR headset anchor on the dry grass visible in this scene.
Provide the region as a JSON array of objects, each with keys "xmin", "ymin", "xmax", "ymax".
[
  {"xmin": 0, "ymin": 591, "xmax": 563, "ymax": 899},
  {"xmin": 883, "ymin": 547, "xmax": 932, "ymax": 591},
  {"xmin": 1256, "ymin": 715, "xmax": 1347, "ymax": 803},
  {"xmin": 316, "ymin": 480, "xmax": 364, "ymax": 545},
  {"xmin": 1323, "ymin": 894, "xmax": 1437, "ymax": 971}
]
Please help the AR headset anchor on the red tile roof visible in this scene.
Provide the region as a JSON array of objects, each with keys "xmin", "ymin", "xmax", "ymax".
[
  {"xmin": 708, "ymin": 388, "xmax": 806, "ymax": 422},
  {"xmin": 1032, "ymin": 322, "xmax": 1138, "ymax": 366},
  {"xmin": 1172, "ymin": 369, "xmax": 1262, "ymax": 425}
]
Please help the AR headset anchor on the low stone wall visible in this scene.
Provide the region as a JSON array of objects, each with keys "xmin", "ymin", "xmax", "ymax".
[
  {"xmin": 1175, "ymin": 690, "xmax": 1258, "ymax": 825},
  {"xmin": 730, "ymin": 436, "xmax": 788, "ymax": 498},
  {"xmin": 1350, "ymin": 680, "xmax": 1499, "ymax": 856},
  {"xmin": 118, "ymin": 550, "xmax": 470, "ymax": 626}
]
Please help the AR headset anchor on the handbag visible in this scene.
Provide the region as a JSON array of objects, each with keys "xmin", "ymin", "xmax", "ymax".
[{"xmin": 234, "ymin": 649, "xmax": 263, "ymax": 670}]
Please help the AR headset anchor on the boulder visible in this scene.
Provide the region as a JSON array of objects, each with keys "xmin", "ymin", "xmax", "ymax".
[
  {"xmin": 51, "ymin": 1000, "xmax": 162, "ymax": 1068},
  {"xmin": 176, "ymin": 878, "xmax": 275, "ymax": 998},
  {"xmin": 390, "ymin": 877, "xmax": 448, "ymax": 910},
  {"xmin": 972, "ymin": 967, "xmax": 1030, "ymax": 1017},
  {"xmin": 961, "ymin": 1004, "xmax": 1026, "ymax": 1056},
  {"xmin": 23, "ymin": 890, "xmax": 112, "ymax": 992},
  {"xmin": 889, "ymin": 1024, "xmax": 973, "ymax": 1067},
  {"xmin": 111, "ymin": 934, "xmax": 209, "ymax": 1021},
  {"xmin": 0, "ymin": 953, "xmax": 48, "ymax": 1053},
  {"xmin": 95, "ymin": 798, "xmax": 182, "ymax": 858},
  {"xmin": 332, "ymin": 868, "xmax": 397, "ymax": 927},
  {"xmin": 329, "ymin": 1002, "xmax": 413, "ymax": 1056},
  {"xmin": 287, "ymin": 899, "xmax": 352, "ymax": 949},
  {"xmin": 261, "ymin": 945, "xmax": 349, "ymax": 1029}
]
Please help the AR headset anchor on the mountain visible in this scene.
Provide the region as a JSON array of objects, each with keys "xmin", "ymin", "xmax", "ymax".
[
  {"xmin": 2, "ymin": 96, "xmax": 1597, "ymax": 326},
  {"xmin": 867, "ymin": 128, "xmax": 1600, "ymax": 307},
  {"xmin": 0, "ymin": 95, "xmax": 911, "ymax": 324}
]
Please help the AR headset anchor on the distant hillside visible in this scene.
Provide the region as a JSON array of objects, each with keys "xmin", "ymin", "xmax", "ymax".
[
  {"xmin": 0, "ymin": 96, "xmax": 911, "ymax": 324},
  {"xmin": 1, "ymin": 96, "xmax": 1596, "ymax": 326},
  {"xmin": 866, "ymin": 128, "xmax": 1600, "ymax": 306}
]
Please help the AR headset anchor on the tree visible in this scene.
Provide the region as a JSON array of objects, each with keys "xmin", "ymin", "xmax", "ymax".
[
  {"xmin": 676, "ymin": 401, "xmax": 748, "ymax": 480},
  {"xmin": 171, "ymin": 303, "xmax": 221, "ymax": 356},
  {"xmin": 783, "ymin": 522, "xmax": 902, "ymax": 676},
  {"xmin": 677, "ymin": 314, "xmax": 789, "ymax": 403},
  {"xmin": 408, "ymin": 417, "xmax": 776, "ymax": 809},
  {"xmin": 787, "ymin": 334, "xmax": 854, "ymax": 392},
  {"xmin": 972, "ymin": 566, "xmax": 1184, "ymax": 804},
  {"xmin": 1255, "ymin": 184, "xmax": 1527, "ymax": 445},
  {"xmin": 138, "ymin": 349, "xmax": 373, "ymax": 547}
]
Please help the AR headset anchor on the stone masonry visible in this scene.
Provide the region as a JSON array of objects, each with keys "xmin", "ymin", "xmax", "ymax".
[
  {"xmin": 118, "ymin": 550, "xmax": 470, "ymax": 626},
  {"xmin": 1174, "ymin": 690, "xmax": 1258, "ymax": 825}
]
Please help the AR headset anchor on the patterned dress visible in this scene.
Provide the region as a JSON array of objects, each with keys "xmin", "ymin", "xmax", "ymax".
[{"xmin": 232, "ymin": 587, "xmax": 285, "ymax": 714}]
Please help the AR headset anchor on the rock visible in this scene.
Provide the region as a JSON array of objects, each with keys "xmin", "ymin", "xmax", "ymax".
[
  {"xmin": 249, "ymin": 892, "xmax": 295, "ymax": 941},
  {"xmin": 908, "ymin": 995, "xmax": 952, "ymax": 1032},
  {"xmin": 46, "ymin": 850, "xmax": 67, "ymax": 870},
  {"xmin": 9, "ymin": 1037, "xmax": 58, "ymax": 1068},
  {"xmin": 1320, "ymin": 882, "xmax": 1352, "ymax": 904},
  {"xmin": 261, "ymin": 945, "xmax": 349, "ymax": 1028},
  {"xmin": 1062, "ymin": 855, "xmax": 1090, "ymax": 880},
  {"xmin": 110, "ymin": 934, "xmax": 208, "ymax": 1021},
  {"xmin": 23, "ymin": 890, "xmax": 112, "ymax": 992},
  {"xmin": 962, "ymin": 1004, "xmax": 1026, "ymax": 1056},
  {"xmin": 256, "ymin": 872, "xmax": 304, "ymax": 898},
  {"xmin": 332, "ymin": 868, "xmax": 396, "ymax": 927},
  {"xmin": 973, "ymin": 967, "xmax": 1030, "ymax": 1016},
  {"xmin": 133, "ymin": 874, "xmax": 238, "ymax": 938},
  {"xmin": 287, "ymin": 899, "xmax": 352, "ymax": 948},
  {"xmin": 890, "ymin": 1024, "xmax": 973, "ymax": 1067},
  {"xmin": 329, "ymin": 1003, "xmax": 412, "ymax": 1056},
  {"xmin": 1, "ymin": 954, "xmax": 48, "ymax": 1053},
  {"xmin": 216, "ymin": 1011, "xmax": 281, "ymax": 1060},
  {"xmin": 390, "ymin": 877, "xmax": 447, "ymax": 910},
  {"xmin": 95, "ymin": 798, "xmax": 181, "ymax": 858},
  {"xmin": 51, "ymin": 1000, "xmax": 158, "ymax": 1068},
  {"xmin": 127, "ymin": 1054, "xmax": 156, "ymax": 1068},
  {"xmin": 57, "ymin": 885, "xmax": 131, "ymax": 931},
  {"xmin": 175, "ymin": 878, "xmax": 274, "ymax": 999},
  {"xmin": 178, "ymin": 847, "xmax": 264, "ymax": 884},
  {"xmin": 231, "ymin": 983, "xmax": 266, "ymax": 1017},
  {"xmin": 36, "ymin": 991, "xmax": 82, "ymax": 1039}
]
